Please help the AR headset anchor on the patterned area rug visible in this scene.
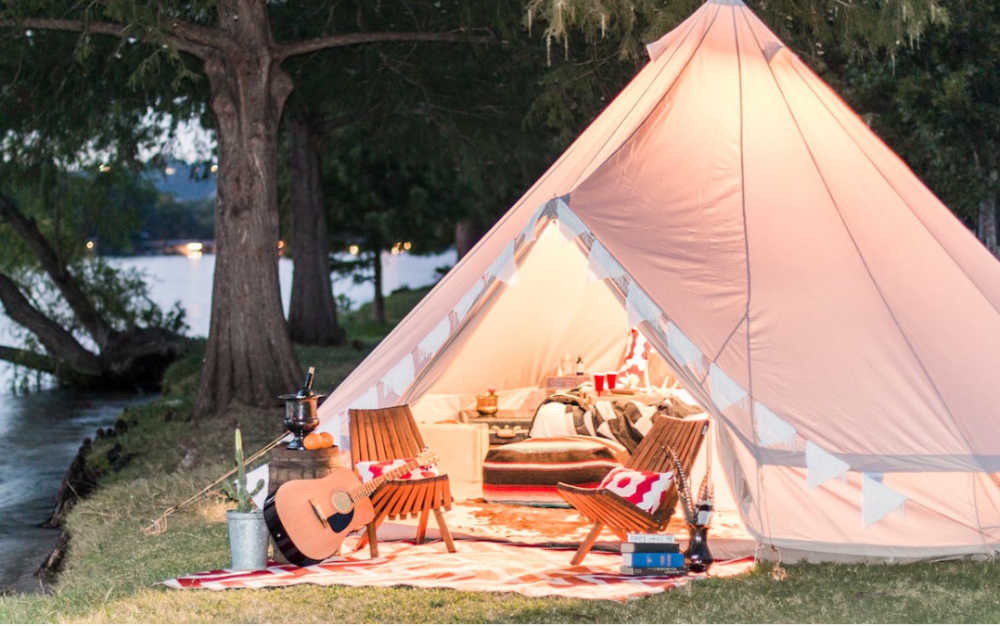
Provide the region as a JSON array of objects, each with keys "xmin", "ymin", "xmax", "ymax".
[
  {"xmin": 162, "ymin": 539, "xmax": 755, "ymax": 602},
  {"xmin": 380, "ymin": 499, "xmax": 756, "ymax": 561}
]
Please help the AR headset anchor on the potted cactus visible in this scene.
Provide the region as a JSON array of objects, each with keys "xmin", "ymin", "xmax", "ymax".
[{"xmin": 222, "ymin": 427, "xmax": 268, "ymax": 571}]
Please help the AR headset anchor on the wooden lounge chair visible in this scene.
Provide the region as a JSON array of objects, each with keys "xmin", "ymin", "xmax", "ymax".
[
  {"xmin": 556, "ymin": 415, "xmax": 709, "ymax": 565},
  {"xmin": 349, "ymin": 405, "xmax": 457, "ymax": 558}
]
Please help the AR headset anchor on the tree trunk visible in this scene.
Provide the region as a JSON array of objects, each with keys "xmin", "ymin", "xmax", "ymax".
[
  {"xmin": 372, "ymin": 251, "xmax": 386, "ymax": 325},
  {"xmin": 287, "ymin": 115, "xmax": 346, "ymax": 346},
  {"xmin": 194, "ymin": 0, "xmax": 303, "ymax": 417},
  {"xmin": 979, "ymin": 195, "xmax": 997, "ymax": 256},
  {"xmin": 455, "ymin": 217, "xmax": 484, "ymax": 261}
]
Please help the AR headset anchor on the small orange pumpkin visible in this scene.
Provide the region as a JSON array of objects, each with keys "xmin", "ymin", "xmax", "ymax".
[{"xmin": 303, "ymin": 433, "xmax": 324, "ymax": 450}]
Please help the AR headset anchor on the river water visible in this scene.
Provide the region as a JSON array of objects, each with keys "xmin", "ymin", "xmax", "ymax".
[{"xmin": 0, "ymin": 250, "xmax": 454, "ymax": 591}]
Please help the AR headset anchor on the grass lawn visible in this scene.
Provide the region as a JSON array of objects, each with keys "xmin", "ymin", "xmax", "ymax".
[{"xmin": 3, "ymin": 287, "xmax": 1000, "ymax": 623}]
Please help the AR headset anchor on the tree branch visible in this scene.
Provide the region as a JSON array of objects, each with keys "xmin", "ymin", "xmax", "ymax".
[
  {"xmin": 275, "ymin": 29, "xmax": 502, "ymax": 61},
  {"xmin": 0, "ymin": 17, "xmax": 226, "ymax": 59},
  {"xmin": 0, "ymin": 273, "xmax": 102, "ymax": 377},
  {"xmin": 0, "ymin": 192, "xmax": 113, "ymax": 349},
  {"xmin": 0, "ymin": 344, "xmax": 71, "ymax": 378}
]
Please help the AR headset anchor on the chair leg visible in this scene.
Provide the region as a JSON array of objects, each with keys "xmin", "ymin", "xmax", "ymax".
[
  {"xmin": 571, "ymin": 522, "xmax": 604, "ymax": 566},
  {"xmin": 415, "ymin": 507, "xmax": 431, "ymax": 544},
  {"xmin": 433, "ymin": 508, "xmax": 457, "ymax": 553},
  {"xmin": 366, "ymin": 522, "xmax": 379, "ymax": 559}
]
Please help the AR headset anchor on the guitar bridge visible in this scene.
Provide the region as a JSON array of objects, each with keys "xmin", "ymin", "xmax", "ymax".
[{"xmin": 308, "ymin": 498, "xmax": 328, "ymax": 528}]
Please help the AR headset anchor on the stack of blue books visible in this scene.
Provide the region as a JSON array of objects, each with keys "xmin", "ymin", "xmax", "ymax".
[{"xmin": 619, "ymin": 533, "xmax": 688, "ymax": 576}]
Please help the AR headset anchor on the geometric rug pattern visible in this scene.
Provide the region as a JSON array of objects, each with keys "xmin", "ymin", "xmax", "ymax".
[{"xmin": 162, "ymin": 539, "xmax": 755, "ymax": 602}]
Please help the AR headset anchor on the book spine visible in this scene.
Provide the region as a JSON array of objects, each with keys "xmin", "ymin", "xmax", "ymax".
[
  {"xmin": 622, "ymin": 552, "xmax": 686, "ymax": 568},
  {"xmin": 619, "ymin": 566, "xmax": 688, "ymax": 577},
  {"xmin": 621, "ymin": 542, "xmax": 681, "ymax": 553},
  {"xmin": 625, "ymin": 533, "xmax": 675, "ymax": 543}
]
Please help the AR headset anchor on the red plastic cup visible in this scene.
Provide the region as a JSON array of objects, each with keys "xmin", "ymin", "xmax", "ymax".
[
  {"xmin": 605, "ymin": 371, "xmax": 618, "ymax": 392},
  {"xmin": 593, "ymin": 373, "xmax": 606, "ymax": 396}
]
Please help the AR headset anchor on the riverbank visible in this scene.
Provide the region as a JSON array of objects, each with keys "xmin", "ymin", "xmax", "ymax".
[{"xmin": 4, "ymin": 289, "xmax": 1000, "ymax": 621}]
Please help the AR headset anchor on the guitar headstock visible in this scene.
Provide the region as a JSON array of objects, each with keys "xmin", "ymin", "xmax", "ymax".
[{"xmin": 416, "ymin": 447, "xmax": 439, "ymax": 467}]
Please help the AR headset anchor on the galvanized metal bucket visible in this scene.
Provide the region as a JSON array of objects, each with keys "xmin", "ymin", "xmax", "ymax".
[{"xmin": 227, "ymin": 510, "xmax": 269, "ymax": 571}]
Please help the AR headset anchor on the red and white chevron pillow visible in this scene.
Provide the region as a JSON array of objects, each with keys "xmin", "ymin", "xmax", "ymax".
[
  {"xmin": 598, "ymin": 467, "xmax": 674, "ymax": 514},
  {"xmin": 355, "ymin": 458, "xmax": 440, "ymax": 483}
]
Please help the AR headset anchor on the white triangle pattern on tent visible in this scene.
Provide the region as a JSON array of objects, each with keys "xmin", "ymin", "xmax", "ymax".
[
  {"xmin": 418, "ymin": 317, "xmax": 452, "ymax": 362},
  {"xmin": 454, "ymin": 278, "xmax": 485, "ymax": 322},
  {"xmin": 626, "ymin": 285, "xmax": 661, "ymax": 328},
  {"xmin": 352, "ymin": 386, "xmax": 379, "ymax": 410},
  {"xmin": 556, "ymin": 198, "xmax": 588, "ymax": 244},
  {"xmin": 586, "ymin": 240, "xmax": 626, "ymax": 284},
  {"xmin": 756, "ymin": 402, "xmax": 797, "ymax": 451},
  {"xmin": 486, "ymin": 240, "xmax": 519, "ymax": 286},
  {"xmin": 383, "ymin": 355, "xmax": 416, "ymax": 397},
  {"xmin": 805, "ymin": 441, "xmax": 850, "ymax": 489},
  {"xmin": 666, "ymin": 321, "xmax": 706, "ymax": 375},
  {"xmin": 522, "ymin": 204, "xmax": 547, "ymax": 243},
  {"xmin": 709, "ymin": 363, "xmax": 748, "ymax": 412},
  {"xmin": 862, "ymin": 473, "xmax": 908, "ymax": 528}
]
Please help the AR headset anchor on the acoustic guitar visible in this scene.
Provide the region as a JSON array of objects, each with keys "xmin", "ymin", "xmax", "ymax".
[{"xmin": 263, "ymin": 449, "xmax": 439, "ymax": 565}]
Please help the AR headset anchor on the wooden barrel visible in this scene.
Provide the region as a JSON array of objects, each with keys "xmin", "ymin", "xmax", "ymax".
[
  {"xmin": 268, "ymin": 446, "xmax": 342, "ymax": 495},
  {"xmin": 266, "ymin": 446, "xmax": 343, "ymax": 564}
]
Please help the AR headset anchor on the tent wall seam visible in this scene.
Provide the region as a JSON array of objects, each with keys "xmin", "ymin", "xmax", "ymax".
[{"xmin": 731, "ymin": 5, "xmax": 775, "ymax": 562}]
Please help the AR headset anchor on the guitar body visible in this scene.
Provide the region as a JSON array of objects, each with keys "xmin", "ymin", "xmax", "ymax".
[{"xmin": 264, "ymin": 467, "xmax": 376, "ymax": 566}]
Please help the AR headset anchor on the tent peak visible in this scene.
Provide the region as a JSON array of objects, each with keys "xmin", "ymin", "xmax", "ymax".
[{"xmin": 706, "ymin": 0, "xmax": 746, "ymax": 5}]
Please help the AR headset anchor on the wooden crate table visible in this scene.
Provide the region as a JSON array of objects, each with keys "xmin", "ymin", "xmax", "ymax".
[{"xmin": 459, "ymin": 409, "xmax": 536, "ymax": 446}]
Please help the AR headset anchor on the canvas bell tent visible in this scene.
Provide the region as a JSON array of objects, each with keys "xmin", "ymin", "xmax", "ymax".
[{"xmin": 315, "ymin": 0, "xmax": 1000, "ymax": 562}]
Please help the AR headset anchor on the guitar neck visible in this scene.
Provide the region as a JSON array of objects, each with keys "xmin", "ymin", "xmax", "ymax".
[{"xmin": 348, "ymin": 457, "xmax": 430, "ymax": 502}]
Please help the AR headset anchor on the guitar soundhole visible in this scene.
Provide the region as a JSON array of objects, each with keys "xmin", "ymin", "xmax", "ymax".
[{"xmin": 331, "ymin": 491, "xmax": 353, "ymax": 513}]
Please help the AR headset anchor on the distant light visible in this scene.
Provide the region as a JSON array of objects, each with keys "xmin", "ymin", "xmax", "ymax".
[
  {"xmin": 86, "ymin": 241, "xmax": 95, "ymax": 250},
  {"xmin": 165, "ymin": 167, "xmax": 176, "ymax": 175},
  {"xmin": 186, "ymin": 242, "xmax": 203, "ymax": 253},
  {"xmin": 403, "ymin": 242, "xmax": 412, "ymax": 251},
  {"xmin": 390, "ymin": 243, "xmax": 402, "ymax": 255},
  {"xmin": 99, "ymin": 165, "xmax": 112, "ymax": 173},
  {"xmin": 210, "ymin": 164, "xmax": 219, "ymax": 173},
  {"xmin": 348, "ymin": 244, "xmax": 359, "ymax": 255}
]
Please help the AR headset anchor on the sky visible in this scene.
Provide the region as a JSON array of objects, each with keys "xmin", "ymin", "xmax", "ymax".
[{"xmin": 142, "ymin": 114, "xmax": 216, "ymax": 163}]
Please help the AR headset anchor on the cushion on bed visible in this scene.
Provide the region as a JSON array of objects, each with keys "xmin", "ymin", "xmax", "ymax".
[{"xmin": 482, "ymin": 436, "xmax": 629, "ymax": 507}]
